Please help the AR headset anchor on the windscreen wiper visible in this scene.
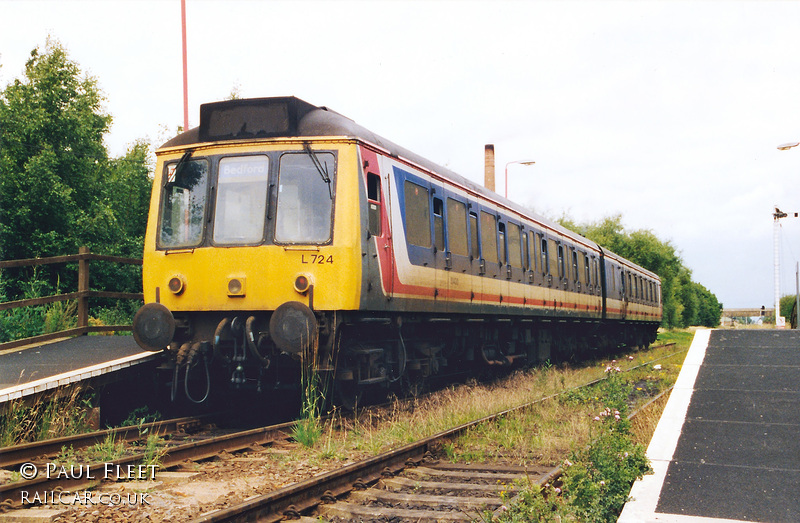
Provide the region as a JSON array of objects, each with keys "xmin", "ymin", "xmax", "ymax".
[
  {"xmin": 304, "ymin": 143, "xmax": 333, "ymax": 199},
  {"xmin": 165, "ymin": 150, "xmax": 194, "ymax": 188}
]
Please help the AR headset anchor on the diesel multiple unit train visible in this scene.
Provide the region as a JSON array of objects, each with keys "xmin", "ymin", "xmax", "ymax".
[{"xmin": 132, "ymin": 96, "xmax": 662, "ymax": 406}]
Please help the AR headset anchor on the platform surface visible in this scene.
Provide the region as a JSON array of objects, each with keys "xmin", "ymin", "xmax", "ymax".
[
  {"xmin": 0, "ymin": 335, "xmax": 158, "ymax": 402},
  {"xmin": 619, "ymin": 329, "xmax": 800, "ymax": 523}
]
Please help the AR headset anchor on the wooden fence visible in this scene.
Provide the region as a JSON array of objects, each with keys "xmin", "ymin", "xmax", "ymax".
[{"xmin": 0, "ymin": 247, "xmax": 143, "ymax": 351}]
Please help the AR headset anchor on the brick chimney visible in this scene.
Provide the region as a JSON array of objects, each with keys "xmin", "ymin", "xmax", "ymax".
[{"xmin": 484, "ymin": 144, "xmax": 495, "ymax": 192}]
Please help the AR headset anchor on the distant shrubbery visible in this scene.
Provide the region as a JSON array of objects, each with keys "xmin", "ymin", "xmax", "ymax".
[{"xmin": 558, "ymin": 214, "xmax": 721, "ymax": 329}]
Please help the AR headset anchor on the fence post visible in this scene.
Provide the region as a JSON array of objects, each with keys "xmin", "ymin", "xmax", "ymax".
[{"xmin": 78, "ymin": 246, "xmax": 90, "ymax": 333}]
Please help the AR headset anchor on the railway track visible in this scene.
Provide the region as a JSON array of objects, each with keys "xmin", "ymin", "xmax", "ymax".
[
  {"xmin": 191, "ymin": 346, "xmax": 678, "ymax": 522},
  {"xmin": 0, "ymin": 416, "xmax": 296, "ymax": 509},
  {"xmin": 0, "ymin": 342, "xmax": 679, "ymax": 518}
]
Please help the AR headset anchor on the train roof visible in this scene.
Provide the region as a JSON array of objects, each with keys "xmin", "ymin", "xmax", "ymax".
[{"xmin": 161, "ymin": 97, "xmax": 658, "ymax": 281}]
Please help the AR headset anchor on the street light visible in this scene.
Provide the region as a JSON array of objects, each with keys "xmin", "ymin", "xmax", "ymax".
[{"xmin": 504, "ymin": 160, "xmax": 536, "ymax": 199}]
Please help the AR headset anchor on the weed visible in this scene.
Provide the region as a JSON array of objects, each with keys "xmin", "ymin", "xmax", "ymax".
[
  {"xmin": 140, "ymin": 433, "xmax": 165, "ymax": 470},
  {"xmin": 0, "ymin": 386, "xmax": 95, "ymax": 446},
  {"xmin": 88, "ymin": 431, "xmax": 125, "ymax": 462}
]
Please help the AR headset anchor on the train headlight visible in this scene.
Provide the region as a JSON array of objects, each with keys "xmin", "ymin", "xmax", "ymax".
[
  {"xmin": 168, "ymin": 275, "xmax": 185, "ymax": 295},
  {"xmin": 227, "ymin": 277, "xmax": 246, "ymax": 297},
  {"xmin": 294, "ymin": 274, "xmax": 312, "ymax": 294}
]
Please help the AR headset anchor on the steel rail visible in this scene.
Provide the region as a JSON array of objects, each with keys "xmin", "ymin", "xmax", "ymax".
[
  {"xmin": 0, "ymin": 420, "xmax": 296, "ymax": 508},
  {"xmin": 0, "ymin": 415, "xmax": 211, "ymax": 469}
]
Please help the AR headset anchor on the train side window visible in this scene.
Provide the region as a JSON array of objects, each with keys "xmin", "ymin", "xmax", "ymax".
[
  {"xmin": 557, "ymin": 244, "xmax": 565, "ymax": 279},
  {"xmin": 521, "ymin": 231, "xmax": 529, "ymax": 270},
  {"xmin": 584, "ymin": 254, "xmax": 591, "ymax": 286},
  {"xmin": 433, "ymin": 197, "xmax": 445, "ymax": 252},
  {"xmin": 593, "ymin": 258, "xmax": 600, "ymax": 290},
  {"xmin": 403, "ymin": 180, "xmax": 431, "ymax": 248},
  {"xmin": 530, "ymin": 233, "xmax": 537, "ymax": 272},
  {"xmin": 469, "ymin": 212, "xmax": 479, "ymax": 260},
  {"xmin": 480, "ymin": 211, "xmax": 499, "ymax": 264},
  {"xmin": 571, "ymin": 249, "xmax": 579, "ymax": 282},
  {"xmin": 367, "ymin": 173, "xmax": 381, "ymax": 236},
  {"xmin": 498, "ymin": 222, "xmax": 507, "ymax": 264},
  {"xmin": 446, "ymin": 198, "xmax": 468, "ymax": 257},
  {"xmin": 508, "ymin": 223, "xmax": 522, "ymax": 268},
  {"xmin": 541, "ymin": 237, "xmax": 549, "ymax": 275}
]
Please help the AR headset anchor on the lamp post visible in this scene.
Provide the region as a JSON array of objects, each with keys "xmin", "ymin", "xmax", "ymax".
[
  {"xmin": 776, "ymin": 141, "xmax": 800, "ymax": 327},
  {"xmin": 504, "ymin": 160, "xmax": 536, "ymax": 199}
]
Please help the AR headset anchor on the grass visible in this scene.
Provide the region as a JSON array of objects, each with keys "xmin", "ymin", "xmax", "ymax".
[
  {"xmin": 0, "ymin": 385, "xmax": 96, "ymax": 447},
  {"xmin": 294, "ymin": 330, "xmax": 694, "ymax": 467}
]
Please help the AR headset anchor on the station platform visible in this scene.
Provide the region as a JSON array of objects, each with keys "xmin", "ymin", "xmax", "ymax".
[
  {"xmin": 619, "ymin": 329, "xmax": 800, "ymax": 523},
  {"xmin": 0, "ymin": 336, "xmax": 161, "ymax": 404}
]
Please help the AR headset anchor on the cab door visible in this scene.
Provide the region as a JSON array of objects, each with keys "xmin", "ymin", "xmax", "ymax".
[
  {"xmin": 431, "ymin": 184, "xmax": 448, "ymax": 310},
  {"xmin": 477, "ymin": 206, "xmax": 502, "ymax": 313}
]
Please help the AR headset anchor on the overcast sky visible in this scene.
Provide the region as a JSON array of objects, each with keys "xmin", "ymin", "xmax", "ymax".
[{"xmin": 2, "ymin": 0, "xmax": 800, "ymax": 309}]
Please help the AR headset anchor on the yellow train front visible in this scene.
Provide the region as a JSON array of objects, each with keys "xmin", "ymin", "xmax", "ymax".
[{"xmin": 133, "ymin": 96, "xmax": 661, "ymax": 407}]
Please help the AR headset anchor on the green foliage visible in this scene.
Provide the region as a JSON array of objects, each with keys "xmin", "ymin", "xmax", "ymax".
[
  {"xmin": 490, "ymin": 482, "xmax": 567, "ymax": 522},
  {"xmin": 496, "ymin": 368, "xmax": 651, "ymax": 523},
  {"xmin": 0, "ymin": 38, "xmax": 152, "ymax": 338},
  {"xmin": 780, "ymin": 294, "xmax": 797, "ymax": 324},
  {"xmin": 558, "ymin": 214, "xmax": 721, "ymax": 329},
  {"xmin": 88, "ymin": 431, "xmax": 126, "ymax": 462},
  {"xmin": 0, "ymin": 387, "xmax": 95, "ymax": 446},
  {"xmin": 0, "ymin": 38, "xmax": 111, "ymax": 264}
]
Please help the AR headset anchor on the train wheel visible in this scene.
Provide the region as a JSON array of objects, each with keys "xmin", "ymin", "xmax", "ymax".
[{"xmin": 333, "ymin": 347, "xmax": 363, "ymax": 410}]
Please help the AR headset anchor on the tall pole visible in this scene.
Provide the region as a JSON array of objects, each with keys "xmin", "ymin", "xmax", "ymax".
[
  {"xmin": 181, "ymin": 0, "xmax": 189, "ymax": 132},
  {"xmin": 774, "ymin": 206, "xmax": 787, "ymax": 327}
]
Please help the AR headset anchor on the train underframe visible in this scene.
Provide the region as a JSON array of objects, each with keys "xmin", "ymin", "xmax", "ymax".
[{"xmin": 163, "ymin": 309, "xmax": 658, "ymax": 408}]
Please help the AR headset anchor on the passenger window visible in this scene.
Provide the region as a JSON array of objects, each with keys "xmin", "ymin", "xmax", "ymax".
[
  {"xmin": 433, "ymin": 197, "xmax": 445, "ymax": 252},
  {"xmin": 446, "ymin": 198, "xmax": 468, "ymax": 257},
  {"xmin": 584, "ymin": 254, "xmax": 590, "ymax": 286},
  {"xmin": 541, "ymin": 237, "xmax": 549, "ymax": 275},
  {"xmin": 521, "ymin": 232, "xmax": 529, "ymax": 270},
  {"xmin": 498, "ymin": 222, "xmax": 507, "ymax": 264},
  {"xmin": 367, "ymin": 173, "xmax": 381, "ymax": 236},
  {"xmin": 571, "ymin": 249, "xmax": 579, "ymax": 282},
  {"xmin": 508, "ymin": 223, "xmax": 522, "ymax": 268},
  {"xmin": 469, "ymin": 212, "xmax": 479, "ymax": 260},
  {"xmin": 480, "ymin": 211, "xmax": 499, "ymax": 263},
  {"xmin": 403, "ymin": 181, "xmax": 431, "ymax": 248},
  {"xmin": 557, "ymin": 244, "xmax": 565, "ymax": 279}
]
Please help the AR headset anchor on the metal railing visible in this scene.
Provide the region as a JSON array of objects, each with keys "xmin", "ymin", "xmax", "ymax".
[{"xmin": 0, "ymin": 247, "xmax": 143, "ymax": 351}]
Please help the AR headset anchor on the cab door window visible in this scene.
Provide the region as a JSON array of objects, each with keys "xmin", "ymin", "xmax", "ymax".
[
  {"xmin": 367, "ymin": 173, "xmax": 381, "ymax": 236},
  {"xmin": 159, "ymin": 158, "xmax": 209, "ymax": 248}
]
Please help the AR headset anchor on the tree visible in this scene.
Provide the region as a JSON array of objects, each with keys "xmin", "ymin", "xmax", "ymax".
[
  {"xmin": 0, "ymin": 38, "xmax": 151, "ymax": 303},
  {"xmin": 0, "ymin": 38, "xmax": 111, "ymax": 264},
  {"xmin": 557, "ymin": 214, "xmax": 720, "ymax": 329}
]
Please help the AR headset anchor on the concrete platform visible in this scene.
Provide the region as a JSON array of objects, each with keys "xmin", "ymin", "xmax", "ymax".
[
  {"xmin": 0, "ymin": 336, "xmax": 161, "ymax": 404},
  {"xmin": 619, "ymin": 329, "xmax": 800, "ymax": 523}
]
